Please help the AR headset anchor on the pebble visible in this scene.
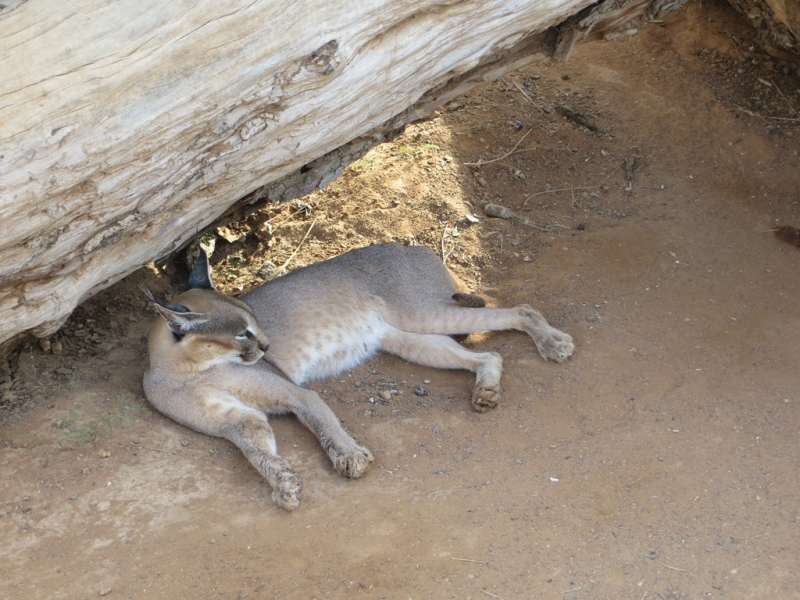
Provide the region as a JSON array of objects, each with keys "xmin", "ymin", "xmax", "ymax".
[
  {"xmin": 258, "ymin": 261, "xmax": 277, "ymax": 278},
  {"xmin": 484, "ymin": 204, "xmax": 512, "ymax": 219},
  {"xmin": 379, "ymin": 390, "xmax": 392, "ymax": 401},
  {"xmin": 99, "ymin": 587, "xmax": 113, "ymax": 596},
  {"xmin": 415, "ymin": 387, "xmax": 431, "ymax": 397},
  {"xmin": 51, "ymin": 341, "xmax": 63, "ymax": 355}
]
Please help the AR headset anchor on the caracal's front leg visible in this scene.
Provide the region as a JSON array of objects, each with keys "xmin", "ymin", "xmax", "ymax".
[
  {"xmin": 288, "ymin": 387, "xmax": 374, "ymax": 479},
  {"xmin": 230, "ymin": 364, "xmax": 374, "ymax": 479},
  {"xmin": 223, "ymin": 409, "xmax": 303, "ymax": 510}
]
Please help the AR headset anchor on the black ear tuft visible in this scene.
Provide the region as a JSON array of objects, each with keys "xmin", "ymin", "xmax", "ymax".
[
  {"xmin": 164, "ymin": 303, "xmax": 191, "ymax": 313},
  {"xmin": 187, "ymin": 248, "xmax": 215, "ymax": 290}
]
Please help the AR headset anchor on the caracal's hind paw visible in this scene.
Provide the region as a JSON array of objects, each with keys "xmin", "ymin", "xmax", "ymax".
[
  {"xmin": 536, "ymin": 327, "xmax": 575, "ymax": 363},
  {"xmin": 331, "ymin": 445, "xmax": 374, "ymax": 479},
  {"xmin": 472, "ymin": 385, "xmax": 500, "ymax": 412}
]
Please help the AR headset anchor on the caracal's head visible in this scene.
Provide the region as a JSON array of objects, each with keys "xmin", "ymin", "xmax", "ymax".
[{"xmin": 146, "ymin": 249, "xmax": 270, "ymax": 368}]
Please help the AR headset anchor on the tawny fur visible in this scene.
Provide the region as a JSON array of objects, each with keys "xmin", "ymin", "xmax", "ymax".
[{"xmin": 143, "ymin": 242, "xmax": 574, "ymax": 510}]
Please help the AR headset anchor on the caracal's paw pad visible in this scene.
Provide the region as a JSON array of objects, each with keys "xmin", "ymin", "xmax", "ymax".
[
  {"xmin": 271, "ymin": 470, "xmax": 302, "ymax": 511},
  {"xmin": 536, "ymin": 328, "xmax": 575, "ymax": 363},
  {"xmin": 331, "ymin": 445, "xmax": 374, "ymax": 479},
  {"xmin": 472, "ymin": 385, "xmax": 500, "ymax": 412}
]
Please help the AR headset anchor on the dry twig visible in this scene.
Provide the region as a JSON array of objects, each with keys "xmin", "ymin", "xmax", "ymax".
[
  {"xmin": 524, "ymin": 185, "xmax": 599, "ymax": 204},
  {"xmin": 451, "ymin": 557, "xmax": 486, "ymax": 564},
  {"xmin": 730, "ymin": 532, "xmax": 768, "ymax": 542},
  {"xmin": 733, "ymin": 105, "xmax": 800, "ymax": 122},
  {"xmin": 133, "ymin": 442, "xmax": 178, "ymax": 454},
  {"xmin": 465, "ymin": 128, "xmax": 533, "ymax": 167},
  {"xmin": 626, "ymin": 473, "xmax": 649, "ymax": 487},
  {"xmin": 509, "ymin": 79, "xmax": 546, "ymax": 113},
  {"xmin": 58, "ymin": 470, "xmax": 85, "ymax": 482},
  {"xmin": 274, "ymin": 219, "xmax": 317, "ymax": 276},
  {"xmin": 658, "ymin": 561, "xmax": 691, "ymax": 574},
  {"xmin": 441, "ymin": 225, "xmax": 456, "ymax": 266},
  {"xmin": 770, "ymin": 79, "xmax": 798, "ymax": 117}
]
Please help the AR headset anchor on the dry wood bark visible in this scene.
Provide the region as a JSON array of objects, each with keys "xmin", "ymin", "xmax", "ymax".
[
  {"xmin": 1, "ymin": 0, "xmax": 602, "ymax": 351},
  {"xmin": 1, "ymin": 0, "xmax": 768, "ymax": 352}
]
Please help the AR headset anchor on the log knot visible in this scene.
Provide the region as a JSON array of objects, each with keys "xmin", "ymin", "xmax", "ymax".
[{"xmin": 305, "ymin": 40, "xmax": 340, "ymax": 75}]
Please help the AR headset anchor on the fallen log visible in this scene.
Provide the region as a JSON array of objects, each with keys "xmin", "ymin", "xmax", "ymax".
[
  {"xmin": 1, "ymin": 0, "xmax": 776, "ymax": 352},
  {"xmin": 1, "ymin": 0, "xmax": 601, "ymax": 351}
]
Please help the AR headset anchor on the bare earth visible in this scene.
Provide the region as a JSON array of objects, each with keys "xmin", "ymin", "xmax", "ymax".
[{"xmin": 2, "ymin": 3, "xmax": 799, "ymax": 599}]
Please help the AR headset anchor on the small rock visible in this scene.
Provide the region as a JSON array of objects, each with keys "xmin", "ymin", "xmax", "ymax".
[
  {"xmin": 16, "ymin": 352, "xmax": 36, "ymax": 381},
  {"xmin": 258, "ymin": 261, "xmax": 277, "ymax": 279},
  {"xmin": 484, "ymin": 204, "xmax": 512, "ymax": 219},
  {"xmin": 99, "ymin": 587, "xmax": 113, "ymax": 596},
  {"xmin": 379, "ymin": 390, "xmax": 392, "ymax": 401},
  {"xmin": 97, "ymin": 449, "xmax": 111, "ymax": 458},
  {"xmin": 216, "ymin": 226, "xmax": 243, "ymax": 243},
  {"xmin": 415, "ymin": 387, "xmax": 431, "ymax": 397},
  {"xmin": 39, "ymin": 339, "xmax": 51, "ymax": 353},
  {"xmin": 432, "ymin": 425, "xmax": 442, "ymax": 436},
  {"xmin": 51, "ymin": 341, "xmax": 63, "ymax": 355}
]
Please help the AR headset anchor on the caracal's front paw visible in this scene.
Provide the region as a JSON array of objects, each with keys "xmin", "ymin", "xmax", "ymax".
[
  {"xmin": 472, "ymin": 385, "xmax": 500, "ymax": 412},
  {"xmin": 331, "ymin": 445, "xmax": 374, "ymax": 479},
  {"xmin": 536, "ymin": 327, "xmax": 575, "ymax": 363},
  {"xmin": 271, "ymin": 469, "xmax": 303, "ymax": 511}
]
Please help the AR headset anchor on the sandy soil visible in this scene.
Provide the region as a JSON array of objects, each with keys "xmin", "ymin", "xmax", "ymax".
[{"xmin": 2, "ymin": 3, "xmax": 800, "ymax": 599}]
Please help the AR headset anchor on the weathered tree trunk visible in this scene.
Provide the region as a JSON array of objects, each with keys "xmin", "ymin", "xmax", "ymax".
[
  {"xmin": 0, "ymin": 0, "xmax": 783, "ymax": 352},
  {"xmin": 1, "ymin": 0, "xmax": 601, "ymax": 351}
]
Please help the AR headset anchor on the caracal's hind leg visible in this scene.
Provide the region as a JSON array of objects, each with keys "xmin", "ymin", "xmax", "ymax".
[
  {"xmin": 390, "ymin": 304, "xmax": 574, "ymax": 362},
  {"xmin": 380, "ymin": 328, "xmax": 504, "ymax": 412}
]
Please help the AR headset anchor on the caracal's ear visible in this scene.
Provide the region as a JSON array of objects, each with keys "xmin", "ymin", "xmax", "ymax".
[
  {"xmin": 187, "ymin": 248, "xmax": 215, "ymax": 291},
  {"xmin": 143, "ymin": 288, "xmax": 209, "ymax": 336}
]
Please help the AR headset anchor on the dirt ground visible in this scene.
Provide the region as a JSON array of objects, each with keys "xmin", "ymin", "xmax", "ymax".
[{"xmin": 2, "ymin": 2, "xmax": 800, "ymax": 599}]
